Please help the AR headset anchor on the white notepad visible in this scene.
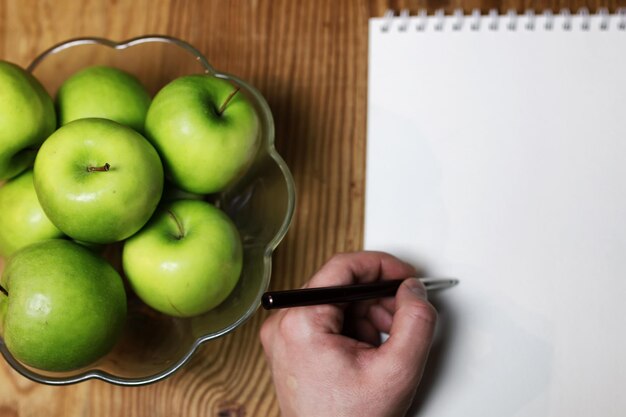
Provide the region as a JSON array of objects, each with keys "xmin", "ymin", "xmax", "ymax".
[{"xmin": 365, "ymin": 10, "xmax": 626, "ymax": 417}]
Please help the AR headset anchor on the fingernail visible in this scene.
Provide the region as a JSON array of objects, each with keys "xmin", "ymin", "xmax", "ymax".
[{"xmin": 404, "ymin": 278, "xmax": 428, "ymax": 300}]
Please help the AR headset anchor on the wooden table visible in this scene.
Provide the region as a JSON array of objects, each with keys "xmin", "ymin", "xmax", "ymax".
[{"xmin": 0, "ymin": 1, "xmax": 618, "ymax": 416}]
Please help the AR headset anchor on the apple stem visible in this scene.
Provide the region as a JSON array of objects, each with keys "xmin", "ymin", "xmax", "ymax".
[
  {"xmin": 0, "ymin": 285, "xmax": 7, "ymax": 297},
  {"xmin": 216, "ymin": 86, "xmax": 241, "ymax": 116},
  {"xmin": 167, "ymin": 210, "xmax": 185, "ymax": 240},
  {"xmin": 87, "ymin": 163, "xmax": 111, "ymax": 172}
]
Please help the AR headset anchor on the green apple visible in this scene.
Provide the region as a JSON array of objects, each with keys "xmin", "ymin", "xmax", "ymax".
[
  {"xmin": 122, "ymin": 199, "xmax": 243, "ymax": 317},
  {"xmin": 33, "ymin": 118, "xmax": 164, "ymax": 243},
  {"xmin": 0, "ymin": 239, "xmax": 126, "ymax": 371},
  {"xmin": 56, "ymin": 65, "xmax": 151, "ymax": 133},
  {"xmin": 145, "ymin": 75, "xmax": 260, "ymax": 194},
  {"xmin": 0, "ymin": 61, "xmax": 56, "ymax": 180},
  {"xmin": 0, "ymin": 170, "xmax": 64, "ymax": 257}
]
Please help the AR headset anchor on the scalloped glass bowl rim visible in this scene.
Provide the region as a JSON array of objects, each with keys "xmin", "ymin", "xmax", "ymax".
[{"xmin": 0, "ymin": 35, "xmax": 296, "ymax": 386}]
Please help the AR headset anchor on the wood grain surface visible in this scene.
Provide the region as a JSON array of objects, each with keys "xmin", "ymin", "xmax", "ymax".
[{"xmin": 0, "ymin": 1, "xmax": 623, "ymax": 416}]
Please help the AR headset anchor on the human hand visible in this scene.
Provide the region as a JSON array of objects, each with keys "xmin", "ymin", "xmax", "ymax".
[{"xmin": 260, "ymin": 251, "xmax": 437, "ymax": 417}]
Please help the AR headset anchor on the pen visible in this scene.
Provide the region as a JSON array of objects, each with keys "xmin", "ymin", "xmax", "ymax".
[{"xmin": 261, "ymin": 278, "xmax": 459, "ymax": 310}]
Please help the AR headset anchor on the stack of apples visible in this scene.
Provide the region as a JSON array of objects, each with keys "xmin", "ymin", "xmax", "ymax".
[{"xmin": 0, "ymin": 61, "xmax": 260, "ymax": 372}]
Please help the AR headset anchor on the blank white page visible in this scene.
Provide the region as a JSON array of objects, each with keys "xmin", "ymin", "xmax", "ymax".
[{"xmin": 365, "ymin": 12, "xmax": 626, "ymax": 417}]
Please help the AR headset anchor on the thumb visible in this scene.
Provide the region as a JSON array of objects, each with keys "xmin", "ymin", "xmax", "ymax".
[{"xmin": 377, "ymin": 278, "xmax": 437, "ymax": 376}]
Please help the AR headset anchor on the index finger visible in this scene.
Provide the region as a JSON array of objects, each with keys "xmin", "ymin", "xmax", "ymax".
[{"xmin": 304, "ymin": 251, "xmax": 418, "ymax": 289}]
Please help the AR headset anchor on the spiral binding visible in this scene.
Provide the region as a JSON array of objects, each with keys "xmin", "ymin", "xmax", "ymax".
[{"xmin": 379, "ymin": 8, "xmax": 626, "ymax": 32}]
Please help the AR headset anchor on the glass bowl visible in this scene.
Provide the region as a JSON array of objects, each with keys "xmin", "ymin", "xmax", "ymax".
[{"xmin": 0, "ymin": 36, "xmax": 295, "ymax": 385}]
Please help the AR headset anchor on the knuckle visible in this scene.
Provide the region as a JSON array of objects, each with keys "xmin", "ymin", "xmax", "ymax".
[
  {"xmin": 277, "ymin": 311, "xmax": 307, "ymax": 341},
  {"xmin": 311, "ymin": 305, "xmax": 343, "ymax": 333}
]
